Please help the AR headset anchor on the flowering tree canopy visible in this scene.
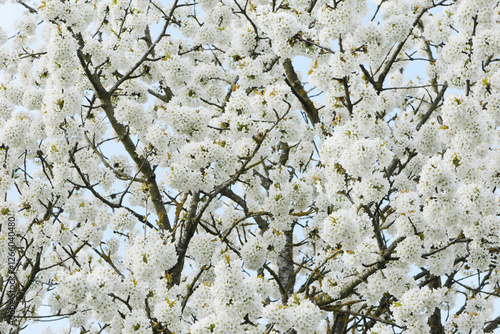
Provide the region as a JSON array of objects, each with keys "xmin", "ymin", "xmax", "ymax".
[{"xmin": 0, "ymin": 0, "xmax": 499, "ymax": 332}]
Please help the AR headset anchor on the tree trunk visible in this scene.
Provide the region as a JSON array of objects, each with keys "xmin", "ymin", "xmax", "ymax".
[
  {"xmin": 428, "ymin": 275, "xmax": 444, "ymax": 334},
  {"xmin": 278, "ymin": 229, "xmax": 295, "ymax": 304}
]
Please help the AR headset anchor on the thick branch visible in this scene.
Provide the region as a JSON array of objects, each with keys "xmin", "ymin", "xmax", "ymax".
[
  {"xmin": 316, "ymin": 236, "xmax": 405, "ymax": 307},
  {"xmin": 364, "ymin": 1, "xmax": 448, "ymax": 93},
  {"xmin": 220, "ymin": 188, "xmax": 268, "ymax": 232},
  {"xmin": 485, "ymin": 316, "xmax": 500, "ymax": 333},
  {"xmin": 283, "ymin": 58, "xmax": 320, "ymax": 125},
  {"xmin": 77, "ymin": 51, "xmax": 171, "ymax": 231},
  {"xmin": 168, "ymin": 192, "xmax": 201, "ymax": 286},
  {"xmin": 416, "ymin": 83, "xmax": 447, "ymax": 131}
]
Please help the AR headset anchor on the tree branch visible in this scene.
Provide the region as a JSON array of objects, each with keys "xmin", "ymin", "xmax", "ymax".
[{"xmin": 282, "ymin": 58, "xmax": 320, "ymax": 125}]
